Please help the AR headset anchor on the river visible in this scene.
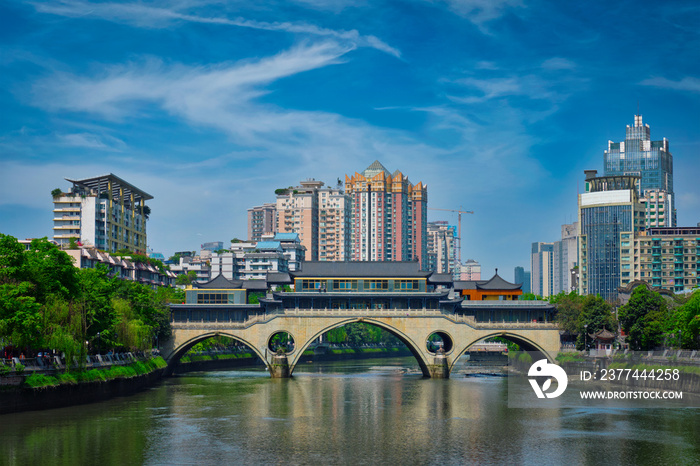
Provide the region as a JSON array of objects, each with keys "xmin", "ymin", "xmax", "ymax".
[{"xmin": 1, "ymin": 357, "xmax": 699, "ymax": 465}]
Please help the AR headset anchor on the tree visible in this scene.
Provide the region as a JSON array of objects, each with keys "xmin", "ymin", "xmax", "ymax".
[
  {"xmin": 669, "ymin": 290, "xmax": 700, "ymax": 349},
  {"xmin": 552, "ymin": 291, "xmax": 584, "ymax": 335},
  {"xmin": 175, "ymin": 274, "xmax": 191, "ymax": 286},
  {"xmin": 519, "ymin": 293, "xmax": 543, "ymax": 301},
  {"xmin": 51, "ymin": 188, "xmax": 63, "ymax": 198},
  {"xmin": 576, "ymin": 295, "xmax": 616, "ymax": 350},
  {"xmin": 23, "ymin": 238, "xmax": 78, "ymax": 302},
  {"xmin": 618, "ymin": 284, "xmax": 668, "ymax": 350}
]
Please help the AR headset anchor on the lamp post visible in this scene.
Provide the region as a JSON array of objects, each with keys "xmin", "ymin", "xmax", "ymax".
[
  {"xmin": 97, "ymin": 332, "xmax": 101, "ymax": 355},
  {"xmin": 584, "ymin": 324, "xmax": 588, "ymax": 353}
]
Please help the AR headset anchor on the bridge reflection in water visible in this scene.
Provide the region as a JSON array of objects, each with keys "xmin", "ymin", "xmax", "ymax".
[{"xmin": 164, "ymin": 262, "xmax": 559, "ymax": 378}]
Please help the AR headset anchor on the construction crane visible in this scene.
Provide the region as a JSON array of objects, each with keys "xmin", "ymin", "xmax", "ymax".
[{"xmin": 428, "ymin": 207, "xmax": 474, "ymax": 277}]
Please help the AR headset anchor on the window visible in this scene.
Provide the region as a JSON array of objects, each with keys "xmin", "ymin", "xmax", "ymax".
[
  {"xmin": 332, "ymin": 280, "xmax": 358, "ymax": 291},
  {"xmin": 395, "ymin": 279, "xmax": 419, "ymax": 290},
  {"xmin": 366, "ymin": 279, "xmax": 388, "ymax": 291},
  {"xmin": 298, "ymin": 279, "xmax": 323, "ymax": 291}
]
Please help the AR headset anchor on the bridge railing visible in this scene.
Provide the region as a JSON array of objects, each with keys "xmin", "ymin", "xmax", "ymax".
[{"xmin": 171, "ymin": 308, "xmax": 559, "ymax": 330}]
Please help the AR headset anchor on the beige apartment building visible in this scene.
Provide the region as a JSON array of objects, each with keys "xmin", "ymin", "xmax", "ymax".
[
  {"xmin": 275, "ymin": 180, "xmax": 350, "ymax": 261},
  {"xmin": 621, "ymin": 226, "xmax": 700, "ymax": 294}
]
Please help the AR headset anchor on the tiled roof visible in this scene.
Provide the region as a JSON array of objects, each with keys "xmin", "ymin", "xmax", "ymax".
[{"xmin": 292, "ymin": 261, "xmax": 431, "ymax": 278}]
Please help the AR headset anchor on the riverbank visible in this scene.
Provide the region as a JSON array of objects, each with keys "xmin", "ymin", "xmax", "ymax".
[{"xmin": 0, "ymin": 357, "xmax": 167, "ymax": 415}]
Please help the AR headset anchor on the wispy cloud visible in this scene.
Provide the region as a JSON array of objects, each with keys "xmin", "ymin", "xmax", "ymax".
[
  {"xmin": 30, "ymin": 0, "xmax": 400, "ymax": 57},
  {"xmin": 57, "ymin": 132, "xmax": 126, "ymax": 151},
  {"xmin": 640, "ymin": 76, "xmax": 700, "ymax": 94},
  {"xmin": 429, "ymin": 0, "xmax": 525, "ymax": 32}
]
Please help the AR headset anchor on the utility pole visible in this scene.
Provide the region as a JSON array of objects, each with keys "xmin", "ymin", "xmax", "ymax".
[{"xmin": 428, "ymin": 207, "xmax": 474, "ymax": 278}]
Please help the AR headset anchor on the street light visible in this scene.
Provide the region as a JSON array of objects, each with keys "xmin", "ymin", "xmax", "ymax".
[
  {"xmin": 584, "ymin": 324, "xmax": 588, "ymax": 353},
  {"xmin": 97, "ymin": 332, "xmax": 101, "ymax": 355}
]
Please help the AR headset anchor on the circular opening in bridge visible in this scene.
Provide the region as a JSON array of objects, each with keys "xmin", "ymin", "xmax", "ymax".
[
  {"xmin": 427, "ymin": 331, "xmax": 453, "ymax": 354},
  {"xmin": 268, "ymin": 331, "xmax": 295, "ymax": 353}
]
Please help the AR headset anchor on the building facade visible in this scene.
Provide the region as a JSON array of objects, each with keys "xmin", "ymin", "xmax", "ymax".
[
  {"xmin": 275, "ymin": 180, "xmax": 350, "ymax": 261},
  {"xmin": 460, "ymin": 259, "xmax": 481, "ymax": 281},
  {"xmin": 604, "ymin": 115, "xmax": 675, "ymax": 227},
  {"xmin": 247, "ymin": 203, "xmax": 277, "ymax": 242},
  {"xmin": 514, "ymin": 266, "xmax": 531, "ymax": 294},
  {"xmin": 622, "ymin": 225, "xmax": 700, "ymax": 294},
  {"xmin": 345, "ymin": 161, "xmax": 428, "ymax": 268},
  {"xmin": 553, "ymin": 222, "xmax": 578, "ymax": 294},
  {"xmin": 53, "ymin": 174, "xmax": 152, "ymax": 254},
  {"xmin": 531, "ymin": 242, "xmax": 554, "ymax": 298},
  {"xmin": 426, "ymin": 221, "xmax": 457, "ymax": 276},
  {"xmin": 578, "ymin": 170, "xmax": 645, "ymax": 301}
]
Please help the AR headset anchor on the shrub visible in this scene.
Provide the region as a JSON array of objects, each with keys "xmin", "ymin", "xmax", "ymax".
[{"xmin": 14, "ymin": 363, "xmax": 25, "ymax": 374}]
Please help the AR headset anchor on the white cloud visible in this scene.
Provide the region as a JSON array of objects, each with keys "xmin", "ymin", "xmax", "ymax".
[
  {"xmin": 31, "ymin": 0, "xmax": 400, "ymax": 57},
  {"xmin": 430, "ymin": 0, "xmax": 525, "ymax": 32},
  {"xmin": 57, "ymin": 133, "xmax": 127, "ymax": 151},
  {"xmin": 541, "ymin": 57, "xmax": 576, "ymax": 71},
  {"xmin": 640, "ymin": 76, "xmax": 700, "ymax": 94}
]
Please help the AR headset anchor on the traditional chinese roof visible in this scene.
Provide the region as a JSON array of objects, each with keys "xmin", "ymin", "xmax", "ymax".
[
  {"xmin": 453, "ymin": 272, "xmax": 522, "ymax": 291},
  {"xmin": 291, "ymin": 261, "xmax": 432, "ymax": 278},
  {"xmin": 589, "ymin": 328, "xmax": 616, "ymax": 340},
  {"xmin": 194, "ymin": 274, "xmax": 268, "ymax": 290}
]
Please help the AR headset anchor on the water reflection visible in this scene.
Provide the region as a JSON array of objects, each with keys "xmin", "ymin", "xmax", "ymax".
[{"xmin": 1, "ymin": 358, "xmax": 699, "ymax": 465}]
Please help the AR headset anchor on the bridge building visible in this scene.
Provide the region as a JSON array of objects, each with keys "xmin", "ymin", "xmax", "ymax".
[{"xmin": 165, "ymin": 262, "xmax": 559, "ymax": 378}]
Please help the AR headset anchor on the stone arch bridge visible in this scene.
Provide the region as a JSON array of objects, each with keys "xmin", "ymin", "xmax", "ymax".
[{"xmin": 161, "ymin": 308, "xmax": 560, "ymax": 378}]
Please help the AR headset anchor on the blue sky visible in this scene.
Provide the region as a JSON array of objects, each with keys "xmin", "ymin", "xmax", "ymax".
[{"xmin": 1, "ymin": 0, "xmax": 699, "ymax": 280}]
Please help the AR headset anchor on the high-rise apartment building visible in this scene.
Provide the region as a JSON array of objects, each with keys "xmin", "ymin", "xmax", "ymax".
[
  {"xmin": 275, "ymin": 180, "xmax": 350, "ymax": 261},
  {"xmin": 578, "ymin": 170, "xmax": 645, "ymax": 301},
  {"xmin": 426, "ymin": 221, "xmax": 457, "ymax": 276},
  {"xmin": 345, "ymin": 161, "xmax": 428, "ymax": 268},
  {"xmin": 247, "ymin": 203, "xmax": 276, "ymax": 242},
  {"xmin": 531, "ymin": 242, "xmax": 554, "ymax": 298},
  {"xmin": 53, "ymin": 174, "xmax": 151, "ymax": 254},
  {"xmin": 604, "ymin": 115, "xmax": 675, "ymax": 227}
]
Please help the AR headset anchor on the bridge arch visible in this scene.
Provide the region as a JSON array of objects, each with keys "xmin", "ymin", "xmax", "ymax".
[
  {"xmin": 287, "ymin": 317, "xmax": 432, "ymax": 377},
  {"xmin": 163, "ymin": 331, "xmax": 269, "ymax": 376},
  {"xmin": 450, "ymin": 331, "xmax": 555, "ymax": 373}
]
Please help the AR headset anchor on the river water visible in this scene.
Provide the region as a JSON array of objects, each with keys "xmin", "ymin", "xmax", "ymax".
[{"xmin": 2, "ymin": 357, "xmax": 699, "ymax": 465}]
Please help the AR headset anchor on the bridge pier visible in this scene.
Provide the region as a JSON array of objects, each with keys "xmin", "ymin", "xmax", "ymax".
[
  {"xmin": 427, "ymin": 349, "xmax": 449, "ymax": 379},
  {"xmin": 270, "ymin": 351, "xmax": 291, "ymax": 378}
]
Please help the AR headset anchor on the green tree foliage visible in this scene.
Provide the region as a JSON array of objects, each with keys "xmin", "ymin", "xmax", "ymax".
[
  {"xmin": 519, "ymin": 293, "xmax": 543, "ymax": 301},
  {"xmin": 551, "ymin": 291, "xmax": 584, "ymax": 335},
  {"xmin": 0, "ymin": 233, "xmax": 173, "ymax": 359},
  {"xmin": 618, "ymin": 284, "xmax": 668, "ymax": 351},
  {"xmin": 669, "ymin": 290, "xmax": 700, "ymax": 349},
  {"xmin": 324, "ymin": 323, "xmax": 399, "ymax": 346},
  {"xmin": 576, "ymin": 295, "xmax": 616, "ymax": 350},
  {"xmin": 51, "ymin": 188, "xmax": 63, "ymax": 198}
]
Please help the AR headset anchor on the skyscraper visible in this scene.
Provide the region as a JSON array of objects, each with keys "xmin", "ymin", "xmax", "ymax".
[
  {"xmin": 553, "ymin": 222, "xmax": 578, "ymax": 294},
  {"xmin": 426, "ymin": 221, "xmax": 457, "ymax": 276},
  {"xmin": 604, "ymin": 115, "xmax": 675, "ymax": 227},
  {"xmin": 578, "ymin": 170, "xmax": 645, "ymax": 301},
  {"xmin": 345, "ymin": 161, "xmax": 428, "ymax": 268},
  {"xmin": 514, "ymin": 266, "xmax": 531, "ymax": 294},
  {"xmin": 531, "ymin": 242, "xmax": 554, "ymax": 298}
]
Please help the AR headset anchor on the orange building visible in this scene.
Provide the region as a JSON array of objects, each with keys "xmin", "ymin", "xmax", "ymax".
[{"xmin": 454, "ymin": 271, "xmax": 523, "ymax": 301}]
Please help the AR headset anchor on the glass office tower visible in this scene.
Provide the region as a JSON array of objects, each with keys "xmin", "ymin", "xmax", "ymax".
[
  {"xmin": 578, "ymin": 171, "xmax": 645, "ymax": 301},
  {"xmin": 604, "ymin": 115, "xmax": 675, "ymax": 226}
]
